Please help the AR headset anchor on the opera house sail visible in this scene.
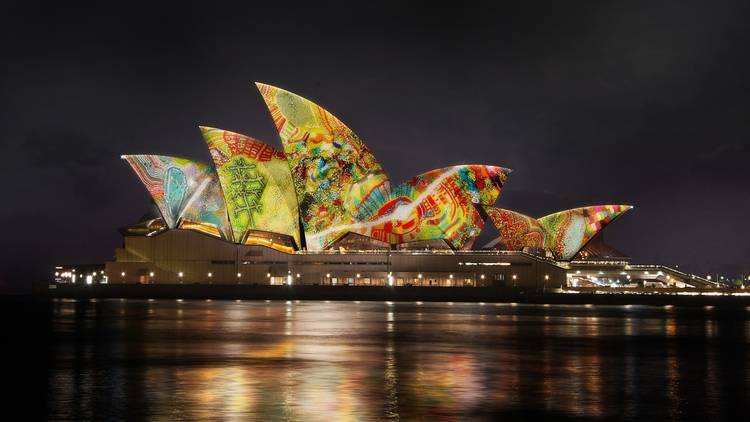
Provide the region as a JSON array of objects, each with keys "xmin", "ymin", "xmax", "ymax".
[
  {"xmin": 256, "ymin": 83, "xmax": 391, "ymax": 250},
  {"xmin": 316, "ymin": 165, "xmax": 510, "ymax": 250},
  {"xmin": 201, "ymin": 126, "xmax": 301, "ymax": 249},
  {"xmin": 484, "ymin": 205, "xmax": 633, "ymax": 260},
  {"xmin": 122, "ymin": 155, "xmax": 231, "ymax": 240}
]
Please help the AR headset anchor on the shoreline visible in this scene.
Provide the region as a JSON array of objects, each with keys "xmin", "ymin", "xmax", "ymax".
[{"xmin": 29, "ymin": 284, "xmax": 750, "ymax": 307}]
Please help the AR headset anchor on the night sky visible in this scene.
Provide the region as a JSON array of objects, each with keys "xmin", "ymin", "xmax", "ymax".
[{"xmin": 2, "ymin": 1, "xmax": 748, "ymax": 291}]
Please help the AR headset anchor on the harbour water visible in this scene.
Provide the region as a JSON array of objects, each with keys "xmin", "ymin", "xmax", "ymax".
[{"xmin": 11, "ymin": 299, "xmax": 750, "ymax": 420}]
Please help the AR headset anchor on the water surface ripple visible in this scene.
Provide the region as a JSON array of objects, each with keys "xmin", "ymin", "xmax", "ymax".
[{"xmin": 35, "ymin": 300, "xmax": 750, "ymax": 420}]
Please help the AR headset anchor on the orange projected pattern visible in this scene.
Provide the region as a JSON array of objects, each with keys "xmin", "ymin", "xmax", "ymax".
[{"xmin": 485, "ymin": 208, "xmax": 545, "ymax": 250}]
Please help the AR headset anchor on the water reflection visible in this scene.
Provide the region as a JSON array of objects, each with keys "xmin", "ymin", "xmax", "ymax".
[{"xmin": 43, "ymin": 300, "xmax": 750, "ymax": 421}]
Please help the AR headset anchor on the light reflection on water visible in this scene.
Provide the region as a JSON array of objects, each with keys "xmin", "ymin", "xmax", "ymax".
[{"xmin": 46, "ymin": 300, "xmax": 750, "ymax": 421}]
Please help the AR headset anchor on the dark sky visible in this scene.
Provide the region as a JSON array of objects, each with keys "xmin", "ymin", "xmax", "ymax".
[{"xmin": 2, "ymin": 1, "xmax": 749, "ymax": 291}]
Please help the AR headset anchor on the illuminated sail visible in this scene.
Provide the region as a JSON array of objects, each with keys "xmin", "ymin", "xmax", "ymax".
[
  {"xmin": 485, "ymin": 205, "xmax": 633, "ymax": 260},
  {"xmin": 314, "ymin": 165, "xmax": 510, "ymax": 250},
  {"xmin": 256, "ymin": 82, "xmax": 390, "ymax": 249},
  {"xmin": 122, "ymin": 155, "xmax": 231, "ymax": 239},
  {"xmin": 201, "ymin": 126, "xmax": 301, "ymax": 247}
]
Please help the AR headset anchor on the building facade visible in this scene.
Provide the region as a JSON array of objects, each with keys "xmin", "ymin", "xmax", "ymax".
[{"xmin": 105, "ymin": 229, "xmax": 567, "ymax": 290}]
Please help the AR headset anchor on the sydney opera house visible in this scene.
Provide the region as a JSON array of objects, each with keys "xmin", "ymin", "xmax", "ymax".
[{"xmin": 93, "ymin": 83, "xmax": 713, "ymax": 290}]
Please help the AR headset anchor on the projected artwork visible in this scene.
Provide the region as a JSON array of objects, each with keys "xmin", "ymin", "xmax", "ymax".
[
  {"xmin": 454, "ymin": 165, "xmax": 510, "ymax": 206},
  {"xmin": 256, "ymin": 82, "xmax": 390, "ymax": 250},
  {"xmin": 122, "ymin": 155, "xmax": 231, "ymax": 240},
  {"xmin": 539, "ymin": 205, "xmax": 632, "ymax": 260},
  {"xmin": 365, "ymin": 167, "xmax": 484, "ymax": 249},
  {"xmin": 485, "ymin": 205, "xmax": 633, "ymax": 260},
  {"xmin": 485, "ymin": 208, "xmax": 545, "ymax": 251},
  {"xmin": 310, "ymin": 165, "xmax": 510, "ymax": 250},
  {"xmin": 201, "ymin": 127, "xmax": 300, "ymax": 247}
]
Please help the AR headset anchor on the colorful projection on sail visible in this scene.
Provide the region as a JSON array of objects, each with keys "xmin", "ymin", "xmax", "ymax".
[
  {"xmin": 256, "ymin": 82, "xmax": 390, "ymax": 250},
  {"xmin": 201, "ymin": 127, "xmax": 301, "ymax": 247},
  {"xmin": 310, "ymin": 165, "xmax": 509, "ymax": 250},
  {"xmin": 122, "ymin": 155, "xmax": 231, "ymax": 239},
  {"xmin": 486, "ymin": 205, "xmax": 633, "ymax": 260}
]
